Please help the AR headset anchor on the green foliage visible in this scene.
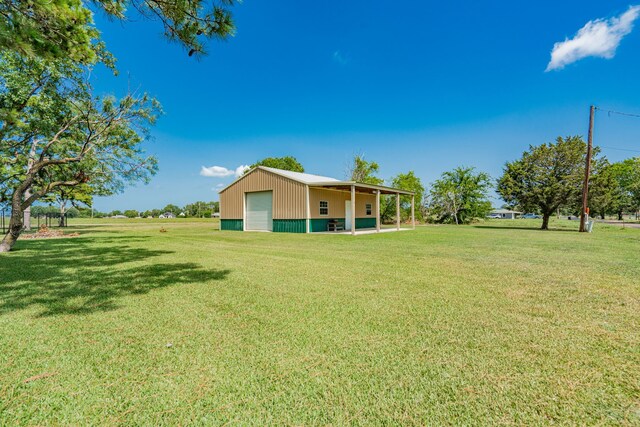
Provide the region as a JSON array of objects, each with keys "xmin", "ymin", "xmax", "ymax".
[
  {"xmin": 65, "ymin": 207, "xmax": 79, "ymax": 218},
  {"xmin": 588, "ymin": 160, "xmax": 620, "ymax": 219},
  {"xmin": 348, "ymin": 154, "xmax": 383, "ymax": 185},
  {"xmin": 0, "ymin": 0, "xmax": 237, "ymax": 61},
  {"xmin": 29, "ymin": 205, "xmax": 57, "ymax": 216},
  {"xmin": 124, "ymin": 210, "xmax": 139, "ymax": 218},
  {"xmin": 429, "ymin": 167, "xmax": 492, "ymax": 224},
  {"xmin": 28, "ymin": 204, "xmax": 77, "ymax": 218},
  {"xmin": 497, "ymin": 136, "xmax": 591, "ymax": 229},
  {"xmin": 250, "ymin": 156, "xmax": 304, "ymax": 173},
  {"xmin": 0, "ymin": 0, "xmax": 100, "ymax": 64},
  {"xmin": 183, "ymin": 201, "xmax": 219, "ymax": 217},
  {"xmin": 608, "ymin": 158, "xmax": 640, "ymax": 217},
  {"xmin": 0, "ymin": 52, "xmax": 160, "ymax": 204},
  {"xmin": 0, "ymin": 52, "xmax": 159, "ymax": 250},
  {"xmin": 380, "ymin": 171, "xmax": 425, "ymax": 222},
  {"xmin": 393, "ymin": 171, "xmax": 424, "ymax": 216}
]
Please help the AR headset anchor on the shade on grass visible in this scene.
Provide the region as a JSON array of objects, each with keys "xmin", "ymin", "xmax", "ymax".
[{"xmin": 0, "ymin": 219, "xmax": 638, "ymax": 424}]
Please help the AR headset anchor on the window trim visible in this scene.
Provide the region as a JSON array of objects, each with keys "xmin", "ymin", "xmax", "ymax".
[
  {"xmin": 319, "ymin": 200, "xmax": 329, "ymax": 216},
  {"xmin": 365, "ymin": 203, "xmax": 372, "ymax": 216}
]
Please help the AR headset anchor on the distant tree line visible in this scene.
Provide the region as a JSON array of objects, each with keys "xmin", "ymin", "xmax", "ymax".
[{"xmin": 88, "ymin": 201, "xmax": 221, "ymax": 219}]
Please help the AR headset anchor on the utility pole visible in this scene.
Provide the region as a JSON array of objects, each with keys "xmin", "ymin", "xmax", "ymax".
[{"xmin": 579, "ymin": 105, "xmax": 595, "ymax": 232}]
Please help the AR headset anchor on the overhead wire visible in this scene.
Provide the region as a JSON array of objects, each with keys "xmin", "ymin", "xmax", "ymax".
[{"xmin": 595, "ymin": 107, "xmax": 640, "ymax": 154}]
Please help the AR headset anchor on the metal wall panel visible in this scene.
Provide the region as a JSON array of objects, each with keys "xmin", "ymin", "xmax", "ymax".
[{"xmin": 220, "ymin": 169, "xmax": 306, "ymax": 219}]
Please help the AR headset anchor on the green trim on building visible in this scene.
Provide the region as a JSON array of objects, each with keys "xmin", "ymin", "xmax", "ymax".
[
  {"xmin": 222, "ymin": 218, "xmax": 376, "ymax": 232},
  {"xmin": 355, "ymin": 217, "xmax": 376, "ymax": 229},
  {"xmin": 310, "ymin": 218, "xmax": 343, "ymax": 232},
  {"xmin": 221, "ymin": 219, "xmax": 243, "ymax": 231},
  {"xmin": 273, "ymin": 219, "xmax": 306, "ymax": 233},
  {"xmin": 309, "ymin": 217, "xmax": 376, "ymax": 232}
]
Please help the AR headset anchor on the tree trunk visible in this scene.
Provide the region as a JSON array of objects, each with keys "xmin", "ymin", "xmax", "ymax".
[
  {"xmin": 618, "ymin": 210, "xmax": 623, "ymax": 221},
  {"xmin": 541, "ymin": 213, "xmax": 550, "ymax": 230},
  {"xmin": 23, "ymin": 141, "xmax": 37, "ymax": 231},
  {"xmin": 0, "ymin": 199, "xmax": 25, "ymax": 253},
  {"xmin": 59, "ymin": 201, "xmax": 67, "ymax": 227},
  {"xmin": 24, "ymin": 192, "xmax": 31, "ymax": 231}
]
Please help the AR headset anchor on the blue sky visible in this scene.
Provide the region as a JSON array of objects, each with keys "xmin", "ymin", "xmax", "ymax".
[{"xmin": 90, "ymin": 1, "xmax": 640, "ymax": 211}]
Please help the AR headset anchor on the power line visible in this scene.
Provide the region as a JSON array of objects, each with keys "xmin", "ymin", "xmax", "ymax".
[
  {"xmin": 599, "ymin": 145, "xmax": 640, "ymax": 153},
  {"xmin": 594, "ymin": 107, "xmax": 640, "ymax": 155},
  {"xmin": 597, "ymin": 107, "xmax": 640, "ymax": 119}
]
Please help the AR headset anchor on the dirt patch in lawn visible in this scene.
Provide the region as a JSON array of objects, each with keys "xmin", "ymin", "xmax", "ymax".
[{"xmin": 19, "ymin": 225, "xmax": 80, "ymax": 240}]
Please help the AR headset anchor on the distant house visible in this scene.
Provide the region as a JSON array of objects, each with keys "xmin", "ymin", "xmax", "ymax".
[
  {"xmin": 159, "ymin": 212, "xmax": 176, "ymax": 219},
  {"xmin": 111, "ymin": 215, "xmax": 127, "ymax": 219},
  {"xmin": 490, "ymin": 209, "xmax": 522, "ymax": 219},
  {"xmin": 219, "ymin": 166, "xmax": 415, "ymax": 234}
]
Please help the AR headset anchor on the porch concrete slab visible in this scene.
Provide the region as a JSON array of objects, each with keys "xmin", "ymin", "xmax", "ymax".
[{"xmin": 315, "ymin": 227, "xmax": 411, "ymax": 235}]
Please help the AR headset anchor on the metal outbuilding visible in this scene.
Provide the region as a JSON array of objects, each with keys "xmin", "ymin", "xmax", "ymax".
[{"xmin": 218, "ymin": 166, "xmax": 415, "ymax": 234}]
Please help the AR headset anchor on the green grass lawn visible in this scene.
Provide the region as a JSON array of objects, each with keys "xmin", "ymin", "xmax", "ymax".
[{"xmin": 1, "ymin": 219, "xmax": 639, "ymax": 424}]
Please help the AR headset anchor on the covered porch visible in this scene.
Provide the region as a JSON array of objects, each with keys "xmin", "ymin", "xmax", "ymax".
[{"xmin": 306, "ymin": 182, "xmax": 415, "ymax": 235}]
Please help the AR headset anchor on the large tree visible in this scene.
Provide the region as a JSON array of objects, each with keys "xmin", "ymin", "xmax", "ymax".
[
  {"xmin": 609, "ymin": 158, "xmax": 640, "ymax": 219},
  {"xmin": 429, "ymin": 167, "xmax": 492, "ymax": 225},
  {"xmin": 250, "ymin": 156, "xmax": 305, "ymax": 173},
  {"xmin": 381, "ymin": 171, "xmax": 425, "ymax": 222},
  {"xmin": 0, "ymin": 0, "xmax": 237, "ymax": 61},
  {"xmin": 347, "ymin": 154, "xmax": 383, "ymax": 185},
  {"xmin": 0, "ymin": 52, "xmax": 159, "ymax": 252},
  {"xmin": 497, "ymin": 136, "xmax": 592, "ymax": 230}
]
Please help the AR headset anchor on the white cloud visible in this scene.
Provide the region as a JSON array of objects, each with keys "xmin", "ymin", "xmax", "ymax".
[
  {"xmin": 546, "ymin": 5, "xmax": 640, "ymax": 71},
  {"xmin": 200, "ymin": 165, "xmax": 235, "ymax": 177},
  {"xmin": 234, "ymin": 165, "xmax": 250, "ymax": 177},
  {"xmin": 200, "ymin": 164, "xmax": 250, "ymax": 178}
]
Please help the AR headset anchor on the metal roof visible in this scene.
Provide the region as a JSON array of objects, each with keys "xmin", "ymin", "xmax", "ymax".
[
  {"xmin": 218, "ymin": 166, "xmax": 414, "ymax": 195},
  {"xmin": 259, "ymin": 167, "xmax": 340, "ymax": 184}
]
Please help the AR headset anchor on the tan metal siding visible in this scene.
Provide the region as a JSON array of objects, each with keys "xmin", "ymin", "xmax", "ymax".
[
  {"xmin": 356, "ymin": 193, "xmax": 376, "ymax": 217},
  {"xmin": 309, "ymin": 188, "xmax": 376, "ymax": 219},
  {"xmin": 220, "ymin": 169, "xmax": 306, "ymax": 219}
]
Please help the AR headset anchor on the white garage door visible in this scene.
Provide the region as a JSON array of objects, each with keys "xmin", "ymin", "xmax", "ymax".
[{"xmin": 245, "ymin": 191, "xmax": 273, "ymax": 231}]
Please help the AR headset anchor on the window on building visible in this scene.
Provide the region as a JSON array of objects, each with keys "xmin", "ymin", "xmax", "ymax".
[
  {"xmin": 366, "ymin": 203, "xmax": 372, "ymax": 216},
  {"xmin": 319, "ymin": 201, "xmax": 329, "ymax": 216}
]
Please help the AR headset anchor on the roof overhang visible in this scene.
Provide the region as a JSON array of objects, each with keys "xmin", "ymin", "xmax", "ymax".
[{"xmin": 309, "ymin": 181, "xmax": 414, "ymax": 195}]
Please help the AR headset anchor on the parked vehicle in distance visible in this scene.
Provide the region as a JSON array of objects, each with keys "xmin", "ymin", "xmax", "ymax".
[
  {"xmin": 520, "ymin": 213, "xmax": 541, "ymax": 219},
  {"xmin": 487, "ymin": 214, "xmax": 502, "ymax": 219}
]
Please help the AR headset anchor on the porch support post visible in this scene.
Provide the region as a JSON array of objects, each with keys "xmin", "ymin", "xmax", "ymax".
[
  {"xmin": 411, "ymin": 194, "xmax": 415, "ymax": 229},
  {"xmin": 396, "ymin": 192, "xmax": 400, "ymax": 231},
  {"xmin": 351, "ymin": 185, "xmax": 356, "ymax": 235},
  {"xmin": 305, "ymin": 185, "xmax": 310, "ymax": 233},
  {"xmin": 376, "ymin": 190, "xmax": 381, "ymax": 232}
]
